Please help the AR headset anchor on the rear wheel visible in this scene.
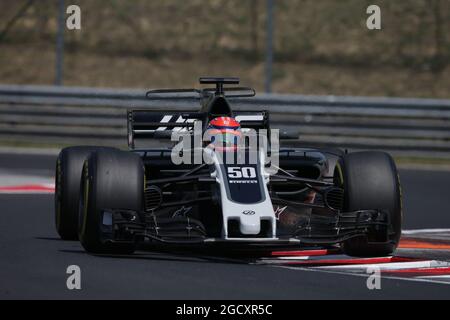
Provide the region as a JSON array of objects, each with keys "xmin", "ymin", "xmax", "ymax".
[
  {"xmin": 334, "ymin": 151, "xmax": 402, "ymax": 257},
  {"xmin": 55, "ymin": 146, "xmax": 116, "ymax": 240},
  {"xmin": 78, "ymin": 149, "xmax": 144, "ymax": 254}
]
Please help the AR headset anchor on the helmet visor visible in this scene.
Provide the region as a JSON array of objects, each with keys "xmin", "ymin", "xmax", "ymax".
[{"xmin": 209, "ymin": 130, "xmax": 241, "ymax": 147}]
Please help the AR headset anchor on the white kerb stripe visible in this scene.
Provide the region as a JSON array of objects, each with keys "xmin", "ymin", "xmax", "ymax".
[
  {"xmin": 313, "ymin": 260, "xmax": 450, "ymax": 271},
  {"xmin": 402, "ymin": 228, "xmax": 450, "ymax": 235}
]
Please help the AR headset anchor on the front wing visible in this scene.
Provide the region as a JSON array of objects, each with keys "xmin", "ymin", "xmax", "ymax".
[{"xmin": 99, "ymin": 207, "xmax": 391, "ymax": 247}]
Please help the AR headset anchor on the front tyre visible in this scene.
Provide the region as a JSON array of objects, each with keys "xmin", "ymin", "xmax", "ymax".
[
  {"xmin": 78, "ymin": 149, "xmax": 144, "ymax": 254},
  {"xmin": 55, "ymin": 146, "xmax": 115, "ymax": 240},
  {"xmin": 335, "ymin": 151, "xmax": 402, "ymax": 257}
]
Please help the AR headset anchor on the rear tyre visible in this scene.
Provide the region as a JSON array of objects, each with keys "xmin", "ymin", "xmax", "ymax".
[
  {"xmin": 55, "ymin": 146, "xmax": 116, "ymax": 240},
  {"xmin": 78, "ymin": 149, "xmax": 144, "ymax": 254},
  {"xmin": 334, "ymin": 151, "xmax": 402, "ymax": 257}
]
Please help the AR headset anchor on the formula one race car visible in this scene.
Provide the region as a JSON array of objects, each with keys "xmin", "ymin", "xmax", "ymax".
[{"xmin": 55, "ymin": 77, "xmax": 402, "ymax": 257}]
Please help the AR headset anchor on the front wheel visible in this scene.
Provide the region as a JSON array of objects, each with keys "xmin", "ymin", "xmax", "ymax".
[
  {"xmin": 55, "ymin": 146, "xmax": 116, "ymax": 240},
  {"xmin": 334, "ymin": 151, "xmax": 403, "ymax": 257},
  {"xmin": 78, "ymin": 149, "xmax": 144, "ymax": 254}
]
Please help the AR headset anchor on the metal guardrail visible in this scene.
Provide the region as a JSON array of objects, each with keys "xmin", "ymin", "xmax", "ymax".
[{"xmin": 0, "ymin": 84, "xmax": 449, "ymax": 159}]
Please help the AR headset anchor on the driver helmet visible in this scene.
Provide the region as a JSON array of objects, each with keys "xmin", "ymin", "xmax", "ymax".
[{"xmin": 207, "ymin": 117, "xmax": 242, "ymax": 151}]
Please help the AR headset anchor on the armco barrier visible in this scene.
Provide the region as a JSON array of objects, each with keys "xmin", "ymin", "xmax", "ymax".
[{"xmin": 0, "ymin": 84, "xmax": 449, "ymax": 159}]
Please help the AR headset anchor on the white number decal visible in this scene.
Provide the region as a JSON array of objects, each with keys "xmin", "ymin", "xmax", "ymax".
[
  {"xmin": 242, "ymin": 167, "xmax": 256, "ymax": 178},
  {"xmin": 228, "ymin": 167, "xmax": 242, "ymax": 178},
  {"xmin": 228, "ymin": 167, "xmax": 256, "ymax": 179}
]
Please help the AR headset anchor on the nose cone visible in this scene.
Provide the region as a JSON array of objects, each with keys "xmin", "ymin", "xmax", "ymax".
[{"xmin": 239, "ymin": 216, "xmax": 261, "ymax": 235}]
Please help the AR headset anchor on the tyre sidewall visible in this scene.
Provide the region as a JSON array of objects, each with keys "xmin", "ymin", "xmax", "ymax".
[
  {"xmin": 336, "ymin": 151, "xmax": 402, "ymax": 256},
  {"xmin": 56, "ymin": 146, "xmax": 115, "ymax": 240},
  {"xmin": 79, "ymin": 150, "xmax": 144, "ymax": 254}
]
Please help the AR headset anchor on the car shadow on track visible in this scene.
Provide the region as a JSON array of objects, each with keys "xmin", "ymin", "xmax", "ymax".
[
  {"xmin": 38, "ymin": 236, "xmax": 277, "ymax": 265},
  {"xmin": 58, "ymin": 248, "xmax": 250, "ymax": 265},
  {"xmin": 35, "ymin": 237, "xmax": 65, "ymax": 241}
]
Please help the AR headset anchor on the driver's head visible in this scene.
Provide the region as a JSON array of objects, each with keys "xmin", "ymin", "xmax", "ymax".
[{"xmin": 207, "ymin": 117, "xmax": 242, "ymax": 150}]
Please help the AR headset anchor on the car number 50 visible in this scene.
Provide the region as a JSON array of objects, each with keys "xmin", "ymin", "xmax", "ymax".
[{"xmin": 228, "ymin": 167, "xmax": 256, "ymax": 179}]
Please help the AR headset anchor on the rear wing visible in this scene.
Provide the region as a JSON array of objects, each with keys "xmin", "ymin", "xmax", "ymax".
[
  {"xmin": 127, "ymin": 110, "xmax": 270, "ymax": 149},
  {"xmin": 145, "ymin": 77, "xmax": 256, "ymax": 100}
]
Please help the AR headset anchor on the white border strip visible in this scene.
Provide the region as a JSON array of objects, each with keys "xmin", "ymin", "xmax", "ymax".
[
  {"xmin": 314, "ymin": 260, "xmax": 449, "ymax": 271},
  {"xmin": 402, "ymin": 229, "xmax": 450, "ymax": 235},
  {"xmin": 276, "ymin": 265, "xmax": 450, "ymax": 286}
]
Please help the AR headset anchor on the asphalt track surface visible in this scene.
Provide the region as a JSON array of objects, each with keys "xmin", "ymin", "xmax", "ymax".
[{"xmin": 1, "ymin": 152, "xmax": 450, "ymax": 299}]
